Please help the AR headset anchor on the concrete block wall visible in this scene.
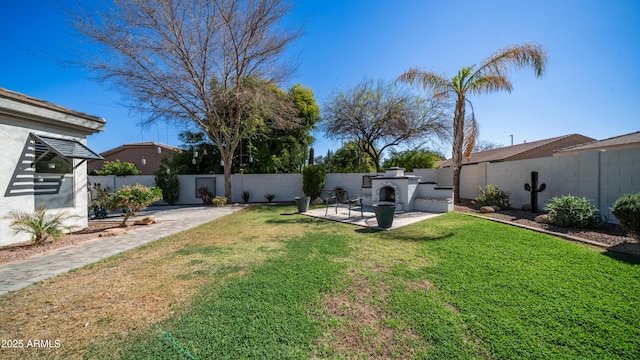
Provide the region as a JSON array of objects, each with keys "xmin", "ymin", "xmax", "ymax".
[
  {"xmin": 599, "ymin": 148, "xmax": 640, "ymax": 220},
  {"xmin": 325, "ymin": 173, "xmax": 373, "ymax": 199},
  {"xmin": 450, "ymin": 147, "xmax": 640, "ymax": 223},
  {"xmin": 88, "ymin": 146, "xmax": 640, "ymax": 223},
  {"xmin": 231, "ymin": 173, "xmax": 303, "ymax": 203}
]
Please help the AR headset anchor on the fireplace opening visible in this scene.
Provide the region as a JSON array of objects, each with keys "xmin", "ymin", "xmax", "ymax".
[{"xmin": 379, "ymin": 186, "xmax": 395, "ymax": 202}]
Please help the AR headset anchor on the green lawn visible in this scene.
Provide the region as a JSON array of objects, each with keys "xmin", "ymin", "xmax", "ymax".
[{"xmin": 92, "ymin": 206, "xmax": 640, "ymax": 359}]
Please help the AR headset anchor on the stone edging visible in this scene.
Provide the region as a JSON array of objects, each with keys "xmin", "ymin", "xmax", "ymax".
[{"xmin": 462, "ymin": 212, "xmax": 612, "ymax": 249}]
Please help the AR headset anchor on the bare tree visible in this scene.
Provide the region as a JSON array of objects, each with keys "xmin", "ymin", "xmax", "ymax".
[
  {"xmin": 70, "ymin": 0, "xmax": 302, "ymax": 200},
  {"xmin": 473, "ymin": 139, "xmax": 503, "ymax": 152},
  {"xmin": 322, "ymin": 79, "xmax": 449, "ymax": 172}
]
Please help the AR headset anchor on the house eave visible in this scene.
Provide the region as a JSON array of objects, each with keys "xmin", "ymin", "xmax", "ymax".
[{"xmin": 0, "ymin": 96, "xmax": 105, "ymax": 135}]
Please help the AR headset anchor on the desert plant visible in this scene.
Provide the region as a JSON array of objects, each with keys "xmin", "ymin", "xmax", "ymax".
[
  {"xmin": 93, "ymin": 159, "xmax": 141, "ymax": 176},
  {"xmin": 264, "ymin": 194, "xmax": 275, "ymax": 202},
  {"xmin": 302, "ymin": 164, "xmax": 326, "ymax": 199},
  {"xmin": 90, "ymin": 183, "xmax": 117, "ymax": 216},
  {"xmin": 212, "ymin": 196, "xmax": 228, "ymax": 206},
  {"xmin": 611, "ymin": 192, "xmax": 640, "ymax": 239},
  {"xmin": 113, "ymin": 184, "xmax": 163, "ymax": 226},
  {"xmin": 2, "ymin": 204, "xmax": 78, "ymax": 246},
  {"xmin": 198, "ymin": 186, "xmax": 213, "ymax": 203},
  {"xmin": 472, "ymin": 185, "xmax": 511, "ymax": 209},
  {"xmin": 241, "ymin": 190, "xmax": 250, "ymax": 203},
  {"xmin": 544, "ymin": 195, "xmax": 606, "ymax": 229},
  {"xmin": 154, "ymin": 167, "xmax": 180, "ymax": 205}
]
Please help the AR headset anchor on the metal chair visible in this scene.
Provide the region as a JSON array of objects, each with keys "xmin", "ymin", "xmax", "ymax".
[{"xmin": 324, "ymin": 189, "xmax": 363, "ymax": 217}]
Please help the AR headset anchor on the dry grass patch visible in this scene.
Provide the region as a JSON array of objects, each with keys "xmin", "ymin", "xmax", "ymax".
[
  {"xmin": 314, "ymin": 269, "xmax": 425, "ymax": 359},
  {"xmin": 0, "ymin": 210, "xmax": 288, "ymax": 360}
]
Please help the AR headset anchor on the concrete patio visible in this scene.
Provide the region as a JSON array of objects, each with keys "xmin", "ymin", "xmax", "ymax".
[{"xmin": 303, "ymin": 205, "xmax": 444, "ymax": 230}]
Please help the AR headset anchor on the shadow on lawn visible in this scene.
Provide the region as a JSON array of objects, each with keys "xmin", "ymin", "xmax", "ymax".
[
  {"xmin": 267, "ymin": 215, "xmax": 327, "ymax": 225},
  {"xmin": 355, "ymin": 227, "xmax": 455, "ymax": 242},
  {"xmin": 604, "ymin": 243, "xmax": 640, "ymax": 265}
]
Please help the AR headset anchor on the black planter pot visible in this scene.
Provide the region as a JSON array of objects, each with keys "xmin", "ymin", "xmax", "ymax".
[
  {"xmin": 295, "ymin": 196, "xmax": 311, "ymax": 213},
  {"xmin": 373, "ymin": 204, "xmax": 396, "ymax": 229}
]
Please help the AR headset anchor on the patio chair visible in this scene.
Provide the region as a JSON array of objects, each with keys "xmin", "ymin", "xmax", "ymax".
[{"xmin": 324, "ymin": 189, "xmax": 363, "ymax": 218}]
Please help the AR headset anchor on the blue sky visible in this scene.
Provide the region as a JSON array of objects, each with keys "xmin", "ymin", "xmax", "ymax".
[{"xmin": 1, "ymin": 0, "xmax": 638, "ymax": 159}]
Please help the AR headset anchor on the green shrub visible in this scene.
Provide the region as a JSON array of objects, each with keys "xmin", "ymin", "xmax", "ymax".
[
  {"xmin": 472, "ymin": 185, "xmax": 511, "ymax": 209},
  {"xmin": 94, "ymin": 159, "xmax": 141, "ymax": 176},
  {"xmin": 154, "ymin": 166, "xmax": 180, "ymax": 205},
  {"xmin": 241, "ymin": 190, "xmax": 250, "ymax": 203},
  {"xmin": 611, "ymin": 193, "xmax": 640, "ymax": 239},
  {"xmin": 2, "ymin": 204, "xmax": 78, "ymax": 246},
  {"xmin": 90, "ymin": 183, "xmax": 117, "ymax": 214},
  {"xmin": 544, "ymin": 195, "xmax": 606, "ymax": 228},
  {"xmin": 302, "ymin": 164, "xmax": 326, "ymax": 199},
  {"xmin": 113, "ymin": 184, "xmax": 162, "ymax": 226},
  {"xmin": 212, "ymin": 196, "xmax": 228, "ymax": 206},
  {"xmin": 264, "ymin": 194, "xmax": 275, "ymax": 202}
]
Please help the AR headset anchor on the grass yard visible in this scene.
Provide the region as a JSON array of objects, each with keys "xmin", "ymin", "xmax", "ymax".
[{"xmin": 0, "ymin": 206, "xmax": 638, "ymax": 359}]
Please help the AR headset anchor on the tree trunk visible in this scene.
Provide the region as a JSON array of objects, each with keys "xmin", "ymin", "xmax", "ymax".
[
  {"xmin": 452, "ymin": 95, "xmax": 466, "ymax": 204},
  {"xmin": 224, "ymin": 166, "xmax": 232, "ymax": 202}
]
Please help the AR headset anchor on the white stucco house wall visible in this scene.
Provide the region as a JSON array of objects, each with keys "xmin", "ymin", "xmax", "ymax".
[{"xmin": 0, "ymin": 88, "xmax": 105, "ymax": 246}]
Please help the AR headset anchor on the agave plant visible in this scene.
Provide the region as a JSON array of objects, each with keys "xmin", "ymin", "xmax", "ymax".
[{"xmin": 3, "ymin": 204, "xmax": 78, "ymax": 246}]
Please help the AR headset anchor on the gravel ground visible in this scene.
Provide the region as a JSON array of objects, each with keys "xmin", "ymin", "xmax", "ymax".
[
  {"xmin": 1, "ymin": 203, "xmax": 636, "ymax": 265},
  {"xmin": 0, "ymin": 222, "xmax": 136, "ymax": 265}
]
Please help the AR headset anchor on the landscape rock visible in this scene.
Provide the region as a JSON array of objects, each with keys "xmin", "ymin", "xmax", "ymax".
[
  {"xmin": 534, "ymin": 214, "xmax": 551, "ymax": 224},
  {"xmin": 134, "ymin": 216, "xmax": 157, "ymax": 225},
  {"xmin": 479, "ymin": 206, "xmax": 496, "ymax": 213},
  {"xmin": 311, "ymin": 197, "xmax": 324, "ymax": 205},
  {"xmin": 99, "ymin": 228, "xmax": 128, "ymax": 237},
  {"xmin": 521, "ymin": 203, "xmax": 532, "ymax": 211}
]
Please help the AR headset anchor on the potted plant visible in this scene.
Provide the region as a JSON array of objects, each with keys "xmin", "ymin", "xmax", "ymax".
[
  {"xmin": 298, "ymin": 165, "xmax": 326, "ymax": 213},
  {"xmin": 198, "ymin": 186, "xmax": 213, "ymax": 205},
  {"xmin": 373, "ymin": 203, "xmax": 396, "ymax": 229}
]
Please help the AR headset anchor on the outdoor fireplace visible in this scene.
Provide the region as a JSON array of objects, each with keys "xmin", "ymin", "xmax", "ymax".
[
  {"xmin": 379, "ymin": 186, "xmax": 395, "ymax": 202},
  {"xmin": 365, "ymin": 167, "xmax": 454, "ymax": 213}
]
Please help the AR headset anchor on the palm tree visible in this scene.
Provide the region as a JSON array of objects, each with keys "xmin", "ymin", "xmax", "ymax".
[{"xmin": 399, "ymin": 43, "xmax": 547, "ymax": 203}]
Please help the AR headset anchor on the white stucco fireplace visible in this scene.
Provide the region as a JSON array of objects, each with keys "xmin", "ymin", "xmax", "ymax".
[{"xmin": 368, "ymin": 167, "xmax": 454, "ymax": 213}]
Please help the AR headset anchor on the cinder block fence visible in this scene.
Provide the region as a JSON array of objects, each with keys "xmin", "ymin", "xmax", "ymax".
[{"xmin": 89, "ymin": 147, "xmax": 640, "ymax": 224}]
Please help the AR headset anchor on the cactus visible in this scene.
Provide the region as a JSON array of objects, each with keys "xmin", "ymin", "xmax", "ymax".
[{"xmin": 524, "ymin": 171, "xmax": 546, "ymax": 213}]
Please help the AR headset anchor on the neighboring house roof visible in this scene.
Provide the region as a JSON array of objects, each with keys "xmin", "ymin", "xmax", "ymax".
[
  {"xmin": 99, "ymin": 142, "xmax": 182, "ymax": 157},
  {"xmin": 553, "ymin": 131, "xmax": 640, "ymax": 156},
  {"xmin": 437, "ymin": 134, "xmax": 596, "ymax": 167},
  {"xmin": 0, "ymin": 87, "xmax": 105, "ymax": 134},
  {"xmin": 88, "ymin": 142, "xmax": 182, "ymax": 175}
]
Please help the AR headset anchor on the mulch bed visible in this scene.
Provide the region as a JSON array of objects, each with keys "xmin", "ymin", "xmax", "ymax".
[
  {"xmin": 0, "ymin": 222, "xmax": 136, "ymax": 265},
  {"xmin": 455, "ymin": 200, "xmax": 635, "ymax": 248}
]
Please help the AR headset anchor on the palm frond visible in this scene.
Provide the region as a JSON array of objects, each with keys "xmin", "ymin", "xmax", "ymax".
[
  {"xmin": 2, "ymin": 205, "xmax": 78, "ymax": 246},
  {"xmin": 471, "ymin": 75, "xmax": 513, "ymax": 94},
  {"xmin": 398, "ymin": 68, "xmax": 451, "ymax": 95},
  {"xmin": 463, "ymin": 99, "xmax": 479, "ymax": 160},
  {"xmin": 477, "ymin": 43, "xmax": 547, "ymax": 79}
]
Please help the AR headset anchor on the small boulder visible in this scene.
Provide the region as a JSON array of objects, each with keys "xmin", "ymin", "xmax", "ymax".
[
  {"xmin": 311, "ymin": 197, "xmax": 324, "ymax": 205},
  {"xmin": 99, "ymin": 228, "xmax": 128, "ymax": 237},
  {"xmin": 479, "ymin": 206, "xmax": 496, "ymax": 213},
  {"xmin": 134, "ymin": 216, "xmax": 157, "ymax": 225},
  {"xmin": 534, "ymin": 214, "xmax": 551, "ymax": 224}
]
